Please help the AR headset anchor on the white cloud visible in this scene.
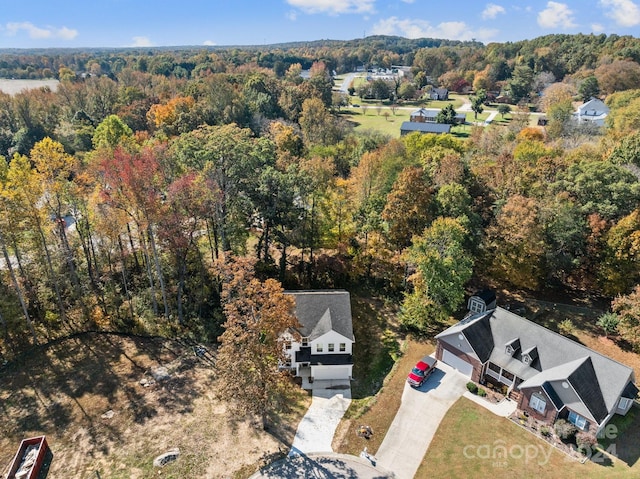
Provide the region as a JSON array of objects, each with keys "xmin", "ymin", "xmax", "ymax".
[
  {"xmin": 4, "ymin": 22, "xmax": 78, "ymax": 40},
  {"xmin": 372, "ymin": 16, "xmax": 497, "ymax": 42},
  {"xmin": 203, "ymin": 40, "xmax": 216, "ymax": 46},
  {"xmin": 286, "ymin": 10, "xmax": 298, "ymax": 21},
  {"xmin": 130, "ymin": 36, "xmax": 153, "ymax": 47},
  {"xmin": 482, "ymin": 3, "xmax": 506, "ymax": 19},
  {"xmin": 401, "ymin": 0, "xmax": 416, "ymax": 3},
  {"xmin": 600, "ymin": 0, "xmax": 640, "ymax": 27},
  {"xmin": 591, "ymin": 22, "xmax": 605, "ymax": 32},
  {"xmin": 286, "ymin": 0, "xmax": 374, "ymax": 14},
  {"xmin": 537, "ymin": 2, "xmax": 576, "ymax": 29}
]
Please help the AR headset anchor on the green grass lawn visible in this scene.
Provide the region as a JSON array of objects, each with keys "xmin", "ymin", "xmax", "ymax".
[
  {"xmin": 418, "ymin": 398, "xmax": 638, "ymax": 479},
  {"xmin": 341, "ymin": 108, "xmax": 410, "ymax": 137}
]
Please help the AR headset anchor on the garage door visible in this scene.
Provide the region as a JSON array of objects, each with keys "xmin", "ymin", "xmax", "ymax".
[
  {"xmin": 442, "ymin": 349, "xmax": 473, "ymax": 377},
  {"xmin": 312, "ymin": 366, "xmax": 351, "ymax": 380}
]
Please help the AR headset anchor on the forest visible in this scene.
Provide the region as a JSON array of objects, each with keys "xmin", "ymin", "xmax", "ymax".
[{"xmin": 2, "ymin": 32, "xmax": 640, "ymax": 366}]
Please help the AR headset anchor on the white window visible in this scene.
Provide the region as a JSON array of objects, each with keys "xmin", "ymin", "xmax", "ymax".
[
  {"xmin": 339, "ymin": 343, "xmax": 346, "ymax": 352},
  {"xmin": 328, "ymin": 343, "xmax": 334, "ymax": 352},
  {"xmin": 469, "ymin": 298, "xmax": 485, "ymax": 313},
  {"xmin": 316, "ymin": 343, "xmax": 323, "ymax": 353},
  {"xmin": 530, "ymin": 394, "xmax": 546, "ymax": 414},
  {"xmin": 285, "ymin": 340, "xmax": 292, "ymax": 350},
  {"xmin": 618, "ymin": 397, "xmax": 633, "ymax": 410},
  {"xmin": 568, "ymin": 410, "xmax": 587, "ymax": 430},
  {"xmin": 301, "ymin": 337, "xmax": 309, "ymax": 346}
]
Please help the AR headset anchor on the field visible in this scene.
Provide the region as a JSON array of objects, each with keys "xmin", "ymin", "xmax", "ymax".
[
  {"xmin": 0, "ymin": 333, "xmax": 309, "ymax": 479},
  {"xmin": 0, "ymin": 79, "xmax": 60, "ymax": 95}
]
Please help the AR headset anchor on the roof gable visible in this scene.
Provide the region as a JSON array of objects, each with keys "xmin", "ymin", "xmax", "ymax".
[
  {"xmin": 437, "ymin": 307, "xmax": 634, "ymax": 415},
  {"xmin": 286, "ymin": 290, "xmax": 354, "ymax": 342}
]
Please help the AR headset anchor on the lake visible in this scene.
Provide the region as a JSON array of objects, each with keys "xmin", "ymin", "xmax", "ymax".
[{"xmin": 0, "ymin": 78, "xmax": 60, "ymax": 95}]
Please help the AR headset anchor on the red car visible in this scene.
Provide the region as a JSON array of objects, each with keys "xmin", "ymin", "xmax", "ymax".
[{"xmin": 407, "ymin": 355, "xmax": 437, "ymax": 387}]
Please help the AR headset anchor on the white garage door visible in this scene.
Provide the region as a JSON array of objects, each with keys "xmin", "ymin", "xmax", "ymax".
[
  {"xmin": 312, "ymin": 366, "xmax": 351, "ymax": 380},
  {"xmin": 442, "ymin": 349, "xmax": 474, "ymax": 377}
]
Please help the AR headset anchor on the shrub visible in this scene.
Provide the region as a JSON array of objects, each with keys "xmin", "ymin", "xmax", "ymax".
[
  {"xmin": 540, "ymin": 426, "xmax": 551, "ymax": 437},
  {"xmin": 554, "ymin": 419, "xmax": 578, "ymax": 441},
  {"xmin": 576, "ymin": 432, "xmax": 598, "ymax": 454},
  {"xmin": 558, "ymin": 319, "xmax": 575, "ymax": 336},
  {"xmin": 466, "ymin": 382, "xmax": 478, "ymax": 394},
  {"xmin": 477, "ymin": 388, "xmax": 487, "ymax": 397}
]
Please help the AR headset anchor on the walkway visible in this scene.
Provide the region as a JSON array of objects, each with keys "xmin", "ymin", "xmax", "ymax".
[
  {"xmin": 289, "ymin": 382, "xmax": 351, "ymax": 457},
  {"xmin": 463, "ymin": 391, "xmax": 517, "ymax": 417},
  {"xmin": 375, "ymin": 361, "xmax": 468, "ymax": 479}
]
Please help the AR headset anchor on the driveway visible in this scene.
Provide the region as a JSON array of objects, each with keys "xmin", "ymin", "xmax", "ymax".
[
  {"xmin": 289, "ymin": 383, "xmax": 352, "ymax": 456},
  {"xmin": 375, "ymin": 360, "xmax": 467, "ymax": 479}
]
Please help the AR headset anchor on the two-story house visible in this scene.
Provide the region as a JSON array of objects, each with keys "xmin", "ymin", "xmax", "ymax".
[{"xmin": 282, "ymin": 290, "xmax": 355, "ymax": 383}]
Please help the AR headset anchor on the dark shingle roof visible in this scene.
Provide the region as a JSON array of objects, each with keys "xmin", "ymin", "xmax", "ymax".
[
  {"xmin": 285, "ymin": 290, "xmax": 354, "ymax": 341},
  {"xmin": 437, "ymin": 307, "xmax": 635, "ymax": 425},
  {"xmin": 400, "ymin": 121, "xmax": 451, "ymax": 134},
  {"xmin": 462, "ymin": 313, "xmax": 494, "ymax": 362}
]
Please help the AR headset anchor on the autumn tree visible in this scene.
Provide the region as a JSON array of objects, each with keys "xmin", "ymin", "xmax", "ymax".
[
  {"xmin": 215, "ymin": 256, "xmax": 300, "ymax": 429},
  {"xmin": 612, "ymin": 286, "xmax": 640, "ymax": 351},
  {"xmin": 382, "ymin": 166, "xmax": 433, "ymax": 250}
]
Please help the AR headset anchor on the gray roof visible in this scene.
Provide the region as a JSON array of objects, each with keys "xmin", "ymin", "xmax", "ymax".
[
  {"xmin": 285, "ymin": 290, "xmax": 354, "ymax": 341},
  {"xmin": 437, "ymin": 307, "xmax": 635, "ymax": 424},
  {"xmin": 400, "ymin": 121, "xmax": 451, "ymax": 134}
]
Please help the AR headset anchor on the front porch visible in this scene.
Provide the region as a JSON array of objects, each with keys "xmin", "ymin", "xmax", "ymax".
[{"xmin": 482, "ymin": 362, "xmax": 522, "ymax": 402}]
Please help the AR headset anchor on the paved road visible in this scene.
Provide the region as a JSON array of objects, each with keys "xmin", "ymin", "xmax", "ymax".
[
  {"xmin": 289, "ymin": 385, "xmax": 351, "ymax": 456},
  {"xmin": 375, "ymin": 361, "xmax": 467, "ymax": 479},
  {"xmin": 250, "ymin": 452, "xmax": 396, "ymax": 479}
]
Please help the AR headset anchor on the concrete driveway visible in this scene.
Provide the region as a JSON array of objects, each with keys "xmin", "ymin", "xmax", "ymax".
[
  {"xmin": 289, "ymin": 383, "xmax": 352, "ymax": 456},
  {"xmin": 375, "ymin": 360, "xmax": 467, "ymax": 479}
]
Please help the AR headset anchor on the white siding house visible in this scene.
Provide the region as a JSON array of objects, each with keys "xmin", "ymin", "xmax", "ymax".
[
  {"xmin": 572, "ymin": 98, "xmax": 609, "ymax": 126},
  {"xmin": 283, "ymin": 290, "xmax": 355, "ymax": 382}
]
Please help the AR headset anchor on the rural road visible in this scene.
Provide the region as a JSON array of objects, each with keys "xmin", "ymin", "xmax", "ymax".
[{"xmin": 375, "ymin": 360, "xmax": 468, "ymax": 479}]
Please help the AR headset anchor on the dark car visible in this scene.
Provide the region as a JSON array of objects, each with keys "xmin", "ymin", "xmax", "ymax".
[{"xmin": 407, "ymin": 355, "xmax": 437, "ymax": 387}]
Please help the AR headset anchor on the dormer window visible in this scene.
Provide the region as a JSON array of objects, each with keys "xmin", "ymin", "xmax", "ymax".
[
  {"xmin": 505, "ymin": 338, "xmax": 520, "ymax": 356},
  {"xmin": 522, "ymin": 346, "xmax": 538, "ymax": 365}
]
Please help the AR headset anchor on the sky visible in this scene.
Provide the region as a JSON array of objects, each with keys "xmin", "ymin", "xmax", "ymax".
[{"xmin": 1, "ymin": 0, "xmax": 639, "ymax": 49}]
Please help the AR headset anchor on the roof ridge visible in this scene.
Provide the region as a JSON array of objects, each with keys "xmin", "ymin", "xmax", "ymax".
[{"xmin": 495, "ymin": 307, "xmax": 633, "ymax": 372}]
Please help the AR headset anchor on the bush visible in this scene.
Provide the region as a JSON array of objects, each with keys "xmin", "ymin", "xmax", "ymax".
[
  {"xmin": 466, "ymin": 382, "xmax": 478, "ymax": 394},
  {"xmin": 540, "ymin": 425, "xmax": 551, "ymax": 437},
  {"xmin": 576, "ymin": 432, "xmax": 598, "ymax": 454},
  {"xmin": 554, "ymin": 419, "xmax": 578, "ymax": 441},
  {"xmin": 558, "ymin": 319, "xmax": 575, "ymax": 336},
  {"xmin": 477, "ymin": 388, "xmax": 487, "ymax": 397}
]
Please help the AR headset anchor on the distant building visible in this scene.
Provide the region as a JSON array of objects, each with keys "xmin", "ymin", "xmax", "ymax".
[
  {"xmin": 572, "ymin": 98, "xmax": 609, "ymax": 126},
  {"xmin": 409, "ymin": 108, "xmax": 465, "ymax": 124},
  {"xmin": 400, "ymin": 121, "xmax": 451, "ymax": 135},
  {"xmin": 429, "ymin": 87, "xmax": 449, "ymax": 100}
]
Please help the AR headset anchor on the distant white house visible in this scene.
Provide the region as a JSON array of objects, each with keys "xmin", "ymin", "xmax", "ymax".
[
  {"xmin": 282, "ymin": 290, "xmax": 354, "ymax": 382},
  {"xmin": 572, "ymin": 98, "xmax": 609, "ymax": 126}
]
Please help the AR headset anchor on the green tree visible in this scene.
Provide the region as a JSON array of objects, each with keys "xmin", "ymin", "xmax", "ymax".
[
  {"xmin": 92, "ymin": 114, "xmax": 133, "ymax": 150},
  {"xmin": 497, "ymin": 104, "xmax": 511, "ymax": 118},
  {"xmin": 507, "ymin": 65, "xmax": 534, "ymax": 103},
  {"xmin": 470, "ymin": 95, "xmax": 484, "ymax": 120},
  {"xmin": 436, "ymin": 104, "xmax": 457, "ymax": 124},
  {"xmin": 406, "ymin": 217, "xmax": 473, "ymax": 317},
  {"xmin": 215, "ymin": 257, "xmax": 300, "ymax": 429},
  {"xmin": 578, "ymin": 76, "xmax": 600, "ymax": 102},
  {"xmin": 299, "ymin": 98, "xmax": 340, "ymax": 147}
]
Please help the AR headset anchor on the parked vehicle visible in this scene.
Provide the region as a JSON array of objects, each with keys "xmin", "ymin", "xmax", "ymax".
[{"xmin": 407, "ymin": 356, "xmax": 437, "ymax": 387}]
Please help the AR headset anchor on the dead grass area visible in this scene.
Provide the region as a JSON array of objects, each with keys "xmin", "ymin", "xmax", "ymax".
[
  {"xmin": 333, "ymin": 338, "xmax": 434, "ymax": 456},
  {"xmin": 0, "ymin": 333, "xmax": 309, "ymax": 479},
  {"xmin": 419, "ymin": 398, "xmax": 637, "ymax": 479}
]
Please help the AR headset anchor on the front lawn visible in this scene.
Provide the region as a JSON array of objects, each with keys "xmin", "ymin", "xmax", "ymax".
[{"xmin": 418, "ymin": 398, "xmax": 637, "ymax": 479}]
